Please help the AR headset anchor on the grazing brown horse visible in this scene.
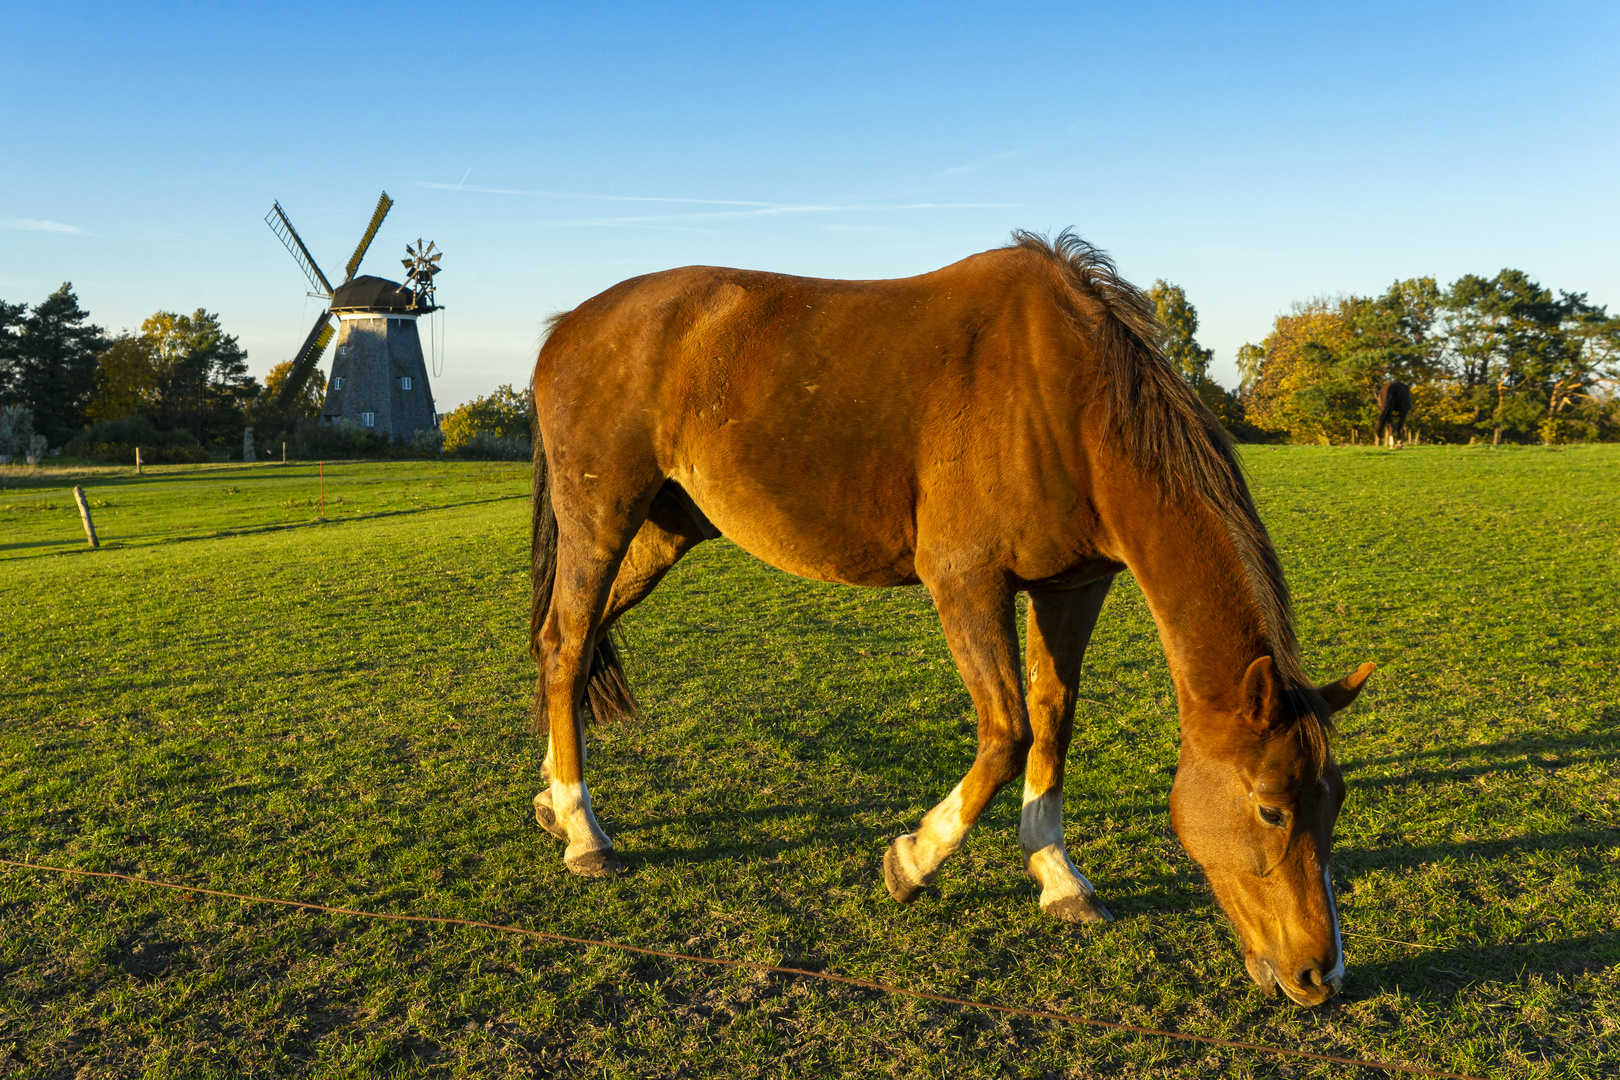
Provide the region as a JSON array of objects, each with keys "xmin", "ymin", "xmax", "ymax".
[
  {"xmin": 1376, "ymin": 380, "xmax": 1412, "ymax": 446},
  {"xmin": 528, "ymin": 231, "xmax": 1374, "ymax": 1006}
]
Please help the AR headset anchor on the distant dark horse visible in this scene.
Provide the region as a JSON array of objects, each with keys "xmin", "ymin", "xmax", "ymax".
[
  {"xmin": 1376, "ymin": 381, "xmax": 1412, "ymax": 446},
  {"xmin": 527, "ymin": 231, "xmax": 1374, "ymax": 1006}
]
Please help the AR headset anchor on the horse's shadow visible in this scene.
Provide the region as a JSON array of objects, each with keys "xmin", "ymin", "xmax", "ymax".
[
  {"xmin": 620, "ymin": 798, "xmax": 915, "ymax": 868},
  {"xmin": 607, "ymin": 645, "xmax": 1619, "ymax": 995},
  {"xmin": 1342, "ymin": 722, "xmax": 1620, "ymax": 792},
  {"xmin": 1351, "ymin": 930, "xmax": 1620, "ymax": 1001}
]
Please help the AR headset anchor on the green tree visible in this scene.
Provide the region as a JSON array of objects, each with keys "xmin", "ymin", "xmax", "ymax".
[
  {"xmin": 1148, "ymin": 280, "xmax": 1214, "ymax": 382},
  {"xmin": 141, "ymin": 309, "xmax": 253, "ymax": 441},
  {"xmin": 1441, "ymin": 270, "xmax": 1588, "ymax": 442},
  {"xmin": 85, "ymin": 333, "xmax": 160, "ymax": 424},
  {"xmin": 1534, "ymin": 291, "xmax": 1620, "ymax": 442},
  {"xmin": 1147, "ymin": 279, "xmax": 1250, "ymax": 432},
  {"xmin": 0, "ymin": 284, "xmax": 107, "ymax": 443},
  {"xmin": 0, "ymin": 300, "xmax": 26, "ymax": 402},
  {"xmin": 1235, "ymin": 342, "xmax": 1265, "ymax": 393}
]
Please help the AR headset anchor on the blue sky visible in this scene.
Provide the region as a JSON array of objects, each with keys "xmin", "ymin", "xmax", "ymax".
[{"xmin": 3, "ymin": 1, "xmax": 1616, "ymax": 406}]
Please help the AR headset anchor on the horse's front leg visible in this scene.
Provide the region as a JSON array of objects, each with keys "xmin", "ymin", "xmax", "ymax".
[
  {"xmin": 884, "ymin": 570, "xmax": 1030, "ymax": 903},
  {"xmin": 1021, "ymin": 579, "xmax": 1115, "ymax": 923}
]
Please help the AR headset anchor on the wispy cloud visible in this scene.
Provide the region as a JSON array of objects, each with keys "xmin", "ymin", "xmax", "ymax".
[
  {"xmin": 936, "ymin": 142, "xmax": 1053, "ymax": 178},
  {"xmin": 419, "ymin": 181, "xmax": 781, "ymax": 207},
  {"xmin": 416, "ymin": 181, "xmax": 1015, "ymax": 228},
  {"xmin": 526, "ymin": 203, "xmax": 1017, "ymax": 231},
  {"xmin": 2, "ymin": 218, "xmax": 88, "ymax": 234}
]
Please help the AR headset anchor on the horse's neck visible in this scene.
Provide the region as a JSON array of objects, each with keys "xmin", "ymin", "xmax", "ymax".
[{"xmin": 1106, "ymin": 487, "xmax": 1272, "ymax": 717}]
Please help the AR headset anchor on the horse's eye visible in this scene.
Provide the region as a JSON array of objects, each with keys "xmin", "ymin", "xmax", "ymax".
[{"xmin": 1258, "ymin": 805, "xmax": 1286, "ymax": 827}]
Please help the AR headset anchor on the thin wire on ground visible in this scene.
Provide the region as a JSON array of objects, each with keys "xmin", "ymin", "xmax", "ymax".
[{"xmin": 1, "ymin": 857, "xmax": 1481, "ymax": 1080}]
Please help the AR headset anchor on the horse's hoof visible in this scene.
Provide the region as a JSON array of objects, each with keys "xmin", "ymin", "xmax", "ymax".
[
  {"xmin": 883, "ymin": 841, "xmax": 926, "ymax": 904},
  {"xmin": 533, "ymin": 792, "xmax": 567, "ymax": 840},
  {"xmin": 565, "ymin": 849, "xmax": 626, "ymax": 878},
  {"xmin": 1042, "ymin": 892, "xmax": 1113, "ymax": 924}
]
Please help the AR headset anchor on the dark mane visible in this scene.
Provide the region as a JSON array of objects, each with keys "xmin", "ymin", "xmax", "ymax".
[{"xmin": 1009, "ymin": 230, "xmax": 1331, "ymax": 757}]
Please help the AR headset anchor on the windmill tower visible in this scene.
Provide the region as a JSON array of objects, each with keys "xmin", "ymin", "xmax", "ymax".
[{"xmin": 265, "ymin": 193, "xmax": 444, "ymax": 441}]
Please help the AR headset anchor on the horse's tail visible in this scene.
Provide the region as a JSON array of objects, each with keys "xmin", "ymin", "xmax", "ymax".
[{"xmin": 529, "ymin": 381, "xmax": 637, "ymax": 732}]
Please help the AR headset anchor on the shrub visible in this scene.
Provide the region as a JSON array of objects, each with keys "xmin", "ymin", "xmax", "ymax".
[
  {"xmin": 409, "ymin": 428, "xmax": 445, "ymax": 456},
  {"xmin": 441, "ymin": 385, "xmax": 531, "ymax": 453},
  {"xmin": 65, "ymin": 415, "xmax": 209, "ymax": 463},
  {"xmin": 288, "ymin": 418, "xmax": 390, "ymax": 459},
  {"xmin": 455, "ymin": 431, "xmax": 530, "ymax": 460}
]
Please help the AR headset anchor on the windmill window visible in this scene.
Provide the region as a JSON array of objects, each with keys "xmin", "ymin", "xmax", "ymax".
[
  {"xmin": 361, "ymin": 412, "xmax": 375, "ymax": 428},
  {"xmin": 401, "ymin": 377, "xmax": 412, "ymax": 391},
  {"xmin": 333, "ymin": 377, "xmax": 344, "ymax": 390}
]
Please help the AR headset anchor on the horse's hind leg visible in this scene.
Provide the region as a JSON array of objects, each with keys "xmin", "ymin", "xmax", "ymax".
[
  {"xmin": 1021, "ymin": 578, "xmax": 1114, "ymax": 923},
  {"xmin": 600, "ymin": 483, "xmax": 712, "ymax": 632},
  {"xmin": 884, "ymin": 570, "xmax": 1031, "ymax": 902},
  {"xmin": 537, "ymin": 468, "xmax": 684, "ymax": 877},
  {"xmin": 535, "ymin": 489, "xmax": 707, "ymax": 842}
]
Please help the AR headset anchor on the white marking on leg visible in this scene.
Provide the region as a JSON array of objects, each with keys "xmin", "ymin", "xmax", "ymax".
[
  {"xmin": 1019, "ymin": 783, "xmax": 1095, "ymax": 904},
  {"xmin": 893, "ymin": 782, "xmax": 970, "ymax": 886},
  {"xmin": 551, "ymin": 779, "xmax": 612, "ymax": 862}
]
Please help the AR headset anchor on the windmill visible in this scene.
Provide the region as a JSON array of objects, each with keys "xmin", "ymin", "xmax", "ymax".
[{"xmin": 265, "ymin": 193, "xmax": 443, "ymax": 440}]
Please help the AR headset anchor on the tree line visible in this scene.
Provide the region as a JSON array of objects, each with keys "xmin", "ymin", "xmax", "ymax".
[
  {"xmin": 6, "ymin": 269, "xmax": 1616, "ymax": 465},
  {"xmin": 0, "ymin": 283, "xmax": 335, "ymax": 461},
  {"xmin": 1229, "ymin": 270, "xmax": 1620, "ymax": 444}
]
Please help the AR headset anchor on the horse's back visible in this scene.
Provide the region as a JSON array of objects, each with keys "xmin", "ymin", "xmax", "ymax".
[{"xmin": 534, "ymin": 250, "xmax": 1109, "ymax": 587}]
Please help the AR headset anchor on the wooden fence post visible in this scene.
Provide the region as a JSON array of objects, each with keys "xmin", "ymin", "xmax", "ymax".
[
  {"xmin": 73, "ymin": 486, "xmax": 100, "ymax": 548},
  {"xmin": 135, "ymin": 446, "xmax": 143, "ymax": 475}
]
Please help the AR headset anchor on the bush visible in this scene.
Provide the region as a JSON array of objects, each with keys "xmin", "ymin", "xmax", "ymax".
[
  {"xmin": 455, "ymin": 431, "xmax": 530, "ymax": 460},
  {"xmin": 288, "ymin": 418, "xmax": 391, "ymax": 460},
  {"xmin": 441, "ymin": 385, "xmax": 531, "ymax": 453},
  {"xmin": 272, "ymin": 420, "xmax": 452, "ymax": 461},
  {"xmin": 65, "ymin": 415, "xmax": 210, "ymax": 463},
  {"xmin": 409, "ymin": 428, "xmax": 445, "ymax": 456}
]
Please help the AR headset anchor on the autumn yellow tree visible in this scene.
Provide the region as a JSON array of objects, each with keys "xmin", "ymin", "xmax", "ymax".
[
  {"xmin": 1243, "ymin": 301, "xmax": 1355, "ymax": 441},
  {"xmin": 261, "ymin": 360, "xmax": 326, "ymax": 421}
]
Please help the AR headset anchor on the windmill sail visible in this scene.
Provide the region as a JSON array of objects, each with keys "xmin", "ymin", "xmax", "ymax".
[
  {"xmin": 273, "ymin": 312, "xmax": 336, "ymax": 411},
  {"xmin": 343, "ymin": 192, "xmax": 394, "ymax": 284},
  {"xmin": 264, "ymin": 192, "xmax": 440, "ymax": 438},
  {"xmin": 265, "ymin": 202, "xmax": 334, "ymax": 297}
]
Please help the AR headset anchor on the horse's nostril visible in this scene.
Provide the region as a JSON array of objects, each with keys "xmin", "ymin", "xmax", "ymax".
[{"xmin": 1301, "ymin": 966, "xmax": 1324, "ymax": 988}]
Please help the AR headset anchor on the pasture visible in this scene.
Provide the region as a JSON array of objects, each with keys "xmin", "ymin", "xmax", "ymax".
[{"xmin": 1, "ymin": 446, "xmax": 1616, "ymax": 1078}]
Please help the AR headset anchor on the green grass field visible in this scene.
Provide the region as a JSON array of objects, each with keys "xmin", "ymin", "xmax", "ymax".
[{"xmin": 2, "ymin": 446, "xmax": 1617, "ymax": 1078}]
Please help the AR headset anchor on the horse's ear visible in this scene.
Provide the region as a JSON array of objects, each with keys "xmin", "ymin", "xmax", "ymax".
[
  {"xmin": 1319, "ymin": 662, "xmax": 1376, "ymax": 714},
  {"xmin": 1237, "ymin": 655, "xmax": 1280, "ymax": 732}
]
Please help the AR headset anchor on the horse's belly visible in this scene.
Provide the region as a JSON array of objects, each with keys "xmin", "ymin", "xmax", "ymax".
[
  {"xmin": 729, "ymin": 530, "xmax": 920, "ymax": 588},
  {"xmin": 682, "ymin": 473, "xmax": 919, "ymax": 588}
]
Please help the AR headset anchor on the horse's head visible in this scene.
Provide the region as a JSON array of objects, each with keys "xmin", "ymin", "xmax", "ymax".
[{"xmin": 1170, "ymin": 657, "xmax": 1374, "ymax": 1006}]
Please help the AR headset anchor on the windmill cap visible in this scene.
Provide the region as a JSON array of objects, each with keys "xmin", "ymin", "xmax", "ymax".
[{"xmin": 330, "ymin": 274, "xmax": 437, "ymax": 313}]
